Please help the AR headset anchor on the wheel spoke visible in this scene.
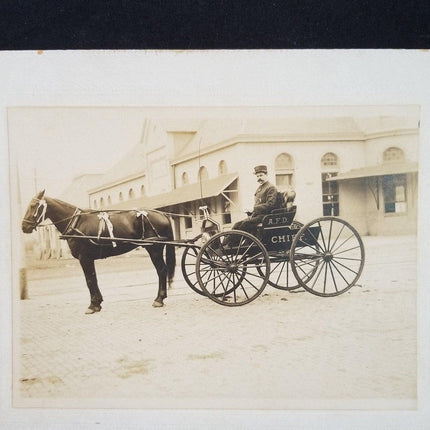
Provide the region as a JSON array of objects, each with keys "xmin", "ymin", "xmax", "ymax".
[
  {"xmin": 332, "ymin": 244, "xmax": 362, "ymax": 257},
  {"xmin": 323, "ymin": 259, "xmax": 329, "ymax": 294},
  {"xmin": 239, "ymin": 251, "xmax": 264, "ymax": 265},
  {"xmin": 330, "ymin": 233, "xmax": 356, "ymax": 255},
  {"xmin": 328, "ymin": 260, "xmax": 339, "ymax": 293},
  {"xmin": 333, "ymin": 255, "xmax": 362, "ymax": 262},
  {"xmin": 331, "ymin": 257, "xmax": 360, "ymax": 276},
  {"xmin": 318, "ymin": 220, "xmax": 329, "ymax": 251},
  {"xmin": 328, "ymin": 222, "xmax": 346, "ymax": 253}
]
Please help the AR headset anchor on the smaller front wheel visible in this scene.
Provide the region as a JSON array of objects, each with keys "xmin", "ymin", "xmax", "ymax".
[{"xmin": 196, "ymin": 230, "xmax": 270, "ymax": 306}]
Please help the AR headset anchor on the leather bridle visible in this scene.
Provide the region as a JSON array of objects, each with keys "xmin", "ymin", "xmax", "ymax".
[{"xmin": 22, "ymin": 198, "xmax": 47, "ymax": 231}]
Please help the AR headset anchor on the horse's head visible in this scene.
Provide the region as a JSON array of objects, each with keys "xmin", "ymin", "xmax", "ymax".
[{"xmin": 22, "ymin": 190, "xmax": 47, "ymax": 233}]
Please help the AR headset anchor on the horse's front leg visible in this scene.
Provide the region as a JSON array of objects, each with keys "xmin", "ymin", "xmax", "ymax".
[
  {"xmin": 148, "ymin": 246, "xmax": 167, "ymax": 307},
  {"xmin": 79, "ymin": 257, "xmax": 104, "ymax": 314}
]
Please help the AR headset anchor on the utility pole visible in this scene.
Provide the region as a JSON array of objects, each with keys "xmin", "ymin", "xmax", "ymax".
[{"xmin": 34, "ymin": 167, "xmax": 38, "ymax": 193}]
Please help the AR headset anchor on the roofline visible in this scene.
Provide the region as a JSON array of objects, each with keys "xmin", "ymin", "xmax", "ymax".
[
  {"xmin": 88, "ymin": 172, "xmax": 146, "ymax": 194},
  {"xmin": 171, "ymin": 128, "xmax": 417, "ymax": 165}
]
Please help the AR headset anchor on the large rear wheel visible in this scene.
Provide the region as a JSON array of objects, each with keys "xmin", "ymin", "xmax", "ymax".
[{"xmin": 290, "ymin": 217, "xmax": 365, "ymax": 297}]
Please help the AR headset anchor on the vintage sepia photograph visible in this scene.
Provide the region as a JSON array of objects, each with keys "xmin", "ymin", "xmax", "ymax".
[
  {"xmin": 10, "ymin": 105, "xmax": 419, "ymax": 405},
  {"xmin": 2, "ymin": 51, "xmax": 429, "ymax": 429}
]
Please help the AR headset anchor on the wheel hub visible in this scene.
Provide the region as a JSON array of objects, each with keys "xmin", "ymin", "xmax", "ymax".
[
  {"xmin": 322, "ymin": 251, "xmax": 333, "ymax": 262},
  {"xmin": 227, "ymin": 263, "xmax": 239, "ymax": 273}
]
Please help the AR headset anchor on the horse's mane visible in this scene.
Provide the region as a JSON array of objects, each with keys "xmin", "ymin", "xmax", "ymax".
[
  {"xmin": 47, "ymin": 195, "xmax": 167, "ymax": 217},
  {"xmin": 47, "ymin": 196, "xmax": 82, "ymax": 211}
]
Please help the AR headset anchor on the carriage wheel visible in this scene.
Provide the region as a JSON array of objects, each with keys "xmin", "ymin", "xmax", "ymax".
[
  {"xmin": 290, "ymin": 217, "xmax": 365, "ymax": 297},
  {"xmin": 182, "ymin": 244, "xmax": 247, "ymax": 297},
  {"xmin": 259, "ymin": 255, "xmax": 304, "ymax": 291},
  {"xmin": 181, "ymin": 245, "xmax": 206, "ymax": 296},
  {"xmin": 196, "ymin": 230, "xmax": 270, "ymax": 306}
]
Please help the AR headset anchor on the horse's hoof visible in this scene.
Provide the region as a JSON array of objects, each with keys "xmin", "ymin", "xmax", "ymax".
[
  {"xmin": 152, "ymin": 301, "xmax": 164, "ymax": 308},
  {"xmin": 85, "ymin": 305, "xmax": 101, "ymax": 314}
]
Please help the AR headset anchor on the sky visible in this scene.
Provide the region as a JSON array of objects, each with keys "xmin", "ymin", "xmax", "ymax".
[{"xmin": 8, "ymin": 107, "xmax": 148, "ymax": 205}]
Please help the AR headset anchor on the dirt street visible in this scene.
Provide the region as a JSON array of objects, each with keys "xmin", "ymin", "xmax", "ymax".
[{"xmin": 15, "ymin": 235, "xmax": 417, "ymax": 412}]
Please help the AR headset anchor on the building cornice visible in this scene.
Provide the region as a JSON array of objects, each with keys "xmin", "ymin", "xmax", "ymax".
[
  {"xmin": 364, "ymin": 128, "xmax": 418, "ymax": 141},
  {"xmin": 171, "ymin": 128, "xmax": 418, "ymax": 166}
]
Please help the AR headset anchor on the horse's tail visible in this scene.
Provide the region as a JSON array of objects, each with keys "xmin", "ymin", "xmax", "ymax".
[
  {"xmin": 166, "ymin": 243, "xmax": 176, "ymax": 287},
  {"xmin": 165, "ymin": 217, "xmax": 176, "ymax": 287}
]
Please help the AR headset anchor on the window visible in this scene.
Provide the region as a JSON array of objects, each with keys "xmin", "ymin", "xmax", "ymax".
[
  {"xmin": 222, "ymin": 197, "xmax": 232, "ymax": 224},
  {"xmin": 119, "ymin": 192, "xmax": 123, "ymax": 202},
  {"xmin": 383, "ymin": 147, "xmax": 405, "ymax": 163},
  {"xmin": 184, "ymin": 203, "xmax": 193, "ymax": 229},
  {"xmin": 140, "ymin": 185, "xmax": 145, "ymax": 196},
  {"xmin": 382, "ymin": 174, "xmax": 407, "ymax": 214},
  {"xmin": 275, "ymin": 153, "xmax": 294, "ymax": 191},
  {"xmin": 128, "ymin": 188, "xmax": 135, "ymax": 199},
  {"xmin": 93, "ymin": 200, "xmax": 97, "ymax": 209},
  {"xmin": 218, "ymin": 160, "xmax": 227, "ymax": 175},
  {"xmin": 100, "ymin": 197, "xmax": 104, "ymax": 208},
  {"xmin": 181, "ymin": 172, "xmax": 189, "ymax": 185},
  {"xmin": 321, "ymin": 173, "xmax": 339, "ymax": 216},
  {"xmin": 321, "ymin": 152, "xmax": 338, "ymax": 168},
  {"xmin": 321, "ymin": 153, "xmax": 339, "ymax": 216},
  {"xmin": 198, "ymin": 166, "xmax": 209, "ymax": 181}
]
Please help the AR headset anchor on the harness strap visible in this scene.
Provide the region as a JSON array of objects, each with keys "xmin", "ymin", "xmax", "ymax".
[
  {"xmin": 136, "ymin": 210, "xmax": 162, "ymax": 238},
  {"xmin": 97, "ymin": 212, "xmax": 117, "ymax": 247},
  {"xmin": 136, "ymin": 210, "xmax": 148, "ymax": 238},
  {"xmin": 63, "ymin": 208, "xmax": 81, "ymax": 234}
]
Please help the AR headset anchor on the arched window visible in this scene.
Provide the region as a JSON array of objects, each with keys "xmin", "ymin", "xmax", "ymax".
[
  {"xmin": 321, "ymin": 152, "xmax": 339, "ymax": 216},
  {"xmin": 119, "ymin": 192, "xmax": 123, "ymax": 202},
  {"xmin": 218, "ymin": 160, "xmax": 227, "ymax": 175},
  {"xmin": 321, "ymin": 152, "xmax": 339, "ymax": 169},
  {"xmin": 182, "ymin": 172, "xmax": 189, "ymax": 185},
  {"xmin": 107, "ymin": 195, "xmax": 111, "ymax": 205},
  {"xmin": 128, "ymin": 188, "xmax": 135, "ymax": 199},
  {"xmin": 198, "ymin": 166, "xmax": 209, "ymax": 181},
  {"xmin": 140, "ymin": 185, "xmax": 145, "ymax": 196},
  {"xmin": 383, "ymin": 147, "xmax": 405, "ymax": 163},
  {"xmin": 100, "ymin": 197, "xmax": 104, "ymax": 208},
  {"xmin": 275, "ymin": 153, "xmax": 294, "ymax": 191}
]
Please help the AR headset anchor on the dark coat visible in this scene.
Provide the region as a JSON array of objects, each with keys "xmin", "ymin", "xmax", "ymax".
[{"xmin": 252, "ymin": 181, "xmax": 278, "ymax": 216}]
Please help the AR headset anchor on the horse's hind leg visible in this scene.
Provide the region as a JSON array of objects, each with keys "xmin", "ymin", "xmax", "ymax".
[
  {"xmin": 147, "ymin": 246, "xmax": 167, "ymax": 308},
  {"xmin": 79, "ymin": 257, "xmax": 104, "ymax": 314}
]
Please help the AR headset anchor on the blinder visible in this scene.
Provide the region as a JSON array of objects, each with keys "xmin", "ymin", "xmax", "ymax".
[{"xmin": 22, "ymin": 198, "xmax": 47, "ymax": 230}]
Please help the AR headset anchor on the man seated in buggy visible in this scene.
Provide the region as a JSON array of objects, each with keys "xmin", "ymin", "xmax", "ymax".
[
  {"xmin": 225, "ymin": 165, "xmax": 297, "ymax": 244},
  {"xmin": 231, "ymin": 165, "xmax": 279, "ymax": 238}
]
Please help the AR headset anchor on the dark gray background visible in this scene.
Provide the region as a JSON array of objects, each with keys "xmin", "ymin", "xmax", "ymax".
[{"xmin": 1, "ymin": 0, "xmax": 429, "ymax": 50}]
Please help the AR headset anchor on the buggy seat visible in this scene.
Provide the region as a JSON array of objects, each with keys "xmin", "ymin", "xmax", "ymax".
[
  {"xmin": 258, "ymin": 189, "xmax": 297, "ymax": 227},
  {"xmin": 257, "ymin": 189, "xmax": 298, "ymax": 248}
]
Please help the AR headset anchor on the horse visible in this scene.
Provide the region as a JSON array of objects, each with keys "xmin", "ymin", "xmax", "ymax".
[{"xmin": 21, "ymin": 190, "xmax": 176, "ymax": 314}]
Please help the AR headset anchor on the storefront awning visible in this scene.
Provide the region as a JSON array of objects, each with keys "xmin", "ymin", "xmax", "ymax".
[
  {"xmin": 109, "ymin": 173, "xmax": 238, "ymax": 210},
  {"xmin": 326, "ymin": 161, "xmax": 418, "ymax": 181}
]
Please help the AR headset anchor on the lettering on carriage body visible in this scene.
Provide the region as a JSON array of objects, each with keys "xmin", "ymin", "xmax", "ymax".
[
  {"xmin": 270, "ymin": 231, "xmax": 305, "ymax": 244},
  {"xmin": 271, "ymin": 233, "xmax": 293, "ymax": 243},
  {"xmin": 267, "ymin": 216, "xmax": 290, "ymax": 225}
]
